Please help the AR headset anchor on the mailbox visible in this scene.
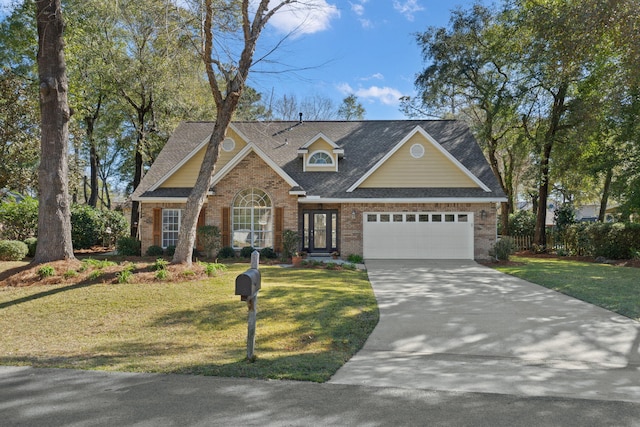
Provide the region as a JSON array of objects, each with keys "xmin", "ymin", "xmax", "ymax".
[{"xmin": 235, "ymin": 268, "xmax": 261, "ymax": 301}]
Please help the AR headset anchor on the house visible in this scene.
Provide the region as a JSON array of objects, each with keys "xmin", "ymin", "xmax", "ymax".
[{"xmin": 131, "ymin": 120, "xmax": 506, "ymax": 260}]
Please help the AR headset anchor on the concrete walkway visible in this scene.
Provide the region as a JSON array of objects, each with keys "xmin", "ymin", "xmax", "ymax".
[{"xmin": 330, "ymin": 260, "xmax": 640, "ymax": 403}]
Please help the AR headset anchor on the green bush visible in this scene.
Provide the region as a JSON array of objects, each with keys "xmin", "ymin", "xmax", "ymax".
[
  {"xmin": 116, "ymin": 237, "xmax": 141, "ymax": 256},
  {"xmin": 489, "ymin": 236, "xmax": 516, "ymax": 261},
  {"xmin": 507, "ymin": 210, "xmax": 536, "ymax": 237},
  {"xmin": 71, "ymin": 204, "xmax": 102, "ymax": 249},
  {"xmin": 239, "ymin": 246, "xmax": 255, "ymax": 258},
  {"xmin": 260, "ymin": 247, "xmax": 277, "ymax": 259},
  {"xmin": 0, "ymin": 196, "xmax": 38, "ymax": 240},
  {"xmin": 282, "ymin": 230, "xmax": 299, "ymax": 258},
  {"xmin": 218, "ymin": 246, "xmax": 235, "ymax": 259},
  {"xmin": 165, "ymin": 246, "xmax": 176, "ymax": 257},
  {"xmin": 196, "ymin": 225, "xmax": 221, "ymax": 258},
  {"xmin": 24, "ymin": 237, "xmax": 37, "ymax": 257},
  {"xmin": 152, "ymin": 258, "xmax": 169, "ymax": 271},
  {"xmin": 146, "ymin": 245, "xmax": 164, "ymax": 256},
  {"xmin": 563, "ymin": 222, "xmax": 640, "ymax": 259},
  {"xmin": 71, "ymin": 205, "xmax": 129, "ymax": 249},
  {"xmin": 347, "ymin": 254, "xmax": 364, "ymax": 263},
  {"xmin": 37, "ymin": 265, "xmax": 55, "ymax": 279},
  {"xmin": 99, "ymin": 209, "xmax": 129, "ymax": 246},
  {"xmin": 0, "ymin": 240, "xmax": 29, "ymax": 261}
]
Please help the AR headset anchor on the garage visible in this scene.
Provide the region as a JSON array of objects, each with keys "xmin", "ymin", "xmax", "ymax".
[{"xmin": 363, "ymin": 212, "xmax": 474, "ymax": 259}]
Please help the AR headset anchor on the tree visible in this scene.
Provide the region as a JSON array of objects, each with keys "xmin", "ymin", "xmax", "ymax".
[
  {"xmin": 33, "ymin": 0, "xmax": 75, "ymax": 263},
  {"xmin": 411, "ymin": 4, "xmax": 527, "ymax": 235},
  {"xmin": 172, "ymin": 0, "xmax": 297, "ymax": 265},
  {"xmin": 338, "ymin": 94, "xmax": 365, "ymax": 120},
  {"xmin": 0, "ymin": 69, "xmax": 39, "ymax": 193}
]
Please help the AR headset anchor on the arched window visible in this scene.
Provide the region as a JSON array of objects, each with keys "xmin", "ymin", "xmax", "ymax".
[
  {"xmin": 232, "ymin": 188, "xmax": 273, "ymax": 249},
  {"xmin": 308, "ymin": 151, "xmax": 334, "ymax": 165}
]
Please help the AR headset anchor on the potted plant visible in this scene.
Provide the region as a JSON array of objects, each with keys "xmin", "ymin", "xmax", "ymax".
[
  {"xmin": 292, "ymin": 251, "xmax": 303, "ymax": 267},
  {"xmin": 331, "ymin": 251, "xmax": 340, "ymax": 259}
]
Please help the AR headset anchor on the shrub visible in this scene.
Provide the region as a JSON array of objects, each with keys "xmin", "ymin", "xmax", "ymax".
[
  {"xmin": 0, "ymin": 196, "xmax": 38, "ymax": 240},
  {"xmin": 0, "ymin": 240, "xmax": 28, "ymax": 261},
  {"xmin": 63, "ymin": 270, "xmax": 78, "ymax": 279},
  {"xmin": 490, "ymin": 236, "xmax": 516, "ymax": 261},
  {"xmin": 71, "ymin": 205, "xmax": 129, "ymax": 249},
  {"xmin": 201, "ymin": 262, "xmax": 227, "ymax": 277},
  {"xmin": 282, "ymin": 230, "xmax": 299, "ymax": 258},
  {"xmin": 152, "ymin": 258, "xmax": 169, "ymax": 271},
  {"xmin": 24, "ymin": 237, "xmax": 37, "ymax": 257},
  {"xmin": 164, "ymin": 246, "xmax": 176, "ymax": 257},
  {"xmin": 260, "ymin": 247, "xmax": 277, "ymax": 259},
  {"xmin": 146, "ymin": 245, "xmax": 164, "ymax": 257},
  {"xmin": 99, "ymin": 209, "xmax": 129, "ymax": 246},
  {"xmin": 218, "ymin": 246, "xmax": 235, "ymax": 259},
  {"xmin": 37, "ymin": 265, "xmax": 55, "ymax": 279},
  {"xmin": 155, "ymin": 269, "xmax": 169, "ymax": 280},
  {"xmin": 197, "ymin": 225, "xmax": 221, "ymax": 258},
  {"xmin": 116, "ymin": 237, "xmax": 141, "ymax": 256},
  {"xmin": 507, "ymin": 210, "xmax": 536, "ymax": 237},
  {"xmin": 116, "ymin": 269, "xmax": 133, "ymax": 284},
  {"xmin": 347, "ymin": 254, "xmax": 363, "ymax": 263},
  {"xmin": 71, "ymin": 204, "xmax": 102, "ymax": 249},
  {"xmin": 240, "ymin": 246, "xmax": 255, "ymax": 258}
]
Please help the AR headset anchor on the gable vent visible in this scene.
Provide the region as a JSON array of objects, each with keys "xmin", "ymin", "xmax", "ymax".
[{"xmin": 410, "ymin": 143, "xmax": 425, "ymax": 159}]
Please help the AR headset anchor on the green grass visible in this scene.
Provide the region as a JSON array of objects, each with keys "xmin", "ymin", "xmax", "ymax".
[
  {"xmin": 0, "ymin": 264, "xmax": 378, "ymax": 382},
  {"xmin": 494, "ymin": 256, "xmax": 640, "ymax": 320}
]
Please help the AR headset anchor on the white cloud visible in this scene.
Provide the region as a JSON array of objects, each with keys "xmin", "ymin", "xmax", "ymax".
[
  {"xmin": 355, "ymin": 86, "xmax": 404, "ymax": 105},
  {"xmin": 337, "ymin": 83, "xmax": 403, "ymax": 105},
  {"xmin": 337, "ymin": 82, "xmax": 354, "ymax": 94},
  {"xmin": 360, "ymin": 73, "xmax": 384, "ymax": 81},
  {"xmin": 393, "ymin": 0, "xmax": 424, "ymax": 21},
  {"xmin": 351, "ymin": 3, "xmax": 365, "ymax": 15},
  {"xmin": 267, "ymin": 0, "xmax": 340, "ymax": 36}
]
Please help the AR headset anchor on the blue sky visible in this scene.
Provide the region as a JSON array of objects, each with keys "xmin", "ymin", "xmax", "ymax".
[
  {"xmin": 0, "ymin": 0, "xmax": 486, "ymax": 119},
  {"xmin": 250, "ymin": 0, "xmax": 487, "ymax": 119}
]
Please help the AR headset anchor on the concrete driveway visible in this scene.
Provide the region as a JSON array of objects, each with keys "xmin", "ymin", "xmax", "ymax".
[{"xmin": 330, "ymin": 259, "xmax": 640, "ymax": 403}]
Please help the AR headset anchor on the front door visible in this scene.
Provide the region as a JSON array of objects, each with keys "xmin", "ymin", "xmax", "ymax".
[{"xmin": 302, "ymin": 210, "xmax": 338, "ymax": 254}]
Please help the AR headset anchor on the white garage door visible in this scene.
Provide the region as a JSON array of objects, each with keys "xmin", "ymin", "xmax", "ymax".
[{"xmin": 363, "ymin": 212, "xmax": 474, "ymax": 259}]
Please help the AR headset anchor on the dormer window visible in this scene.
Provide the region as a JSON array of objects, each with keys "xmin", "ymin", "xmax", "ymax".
[{"xmin": 308, "ymin": 151, "xmax": 334, "ymax": 166}]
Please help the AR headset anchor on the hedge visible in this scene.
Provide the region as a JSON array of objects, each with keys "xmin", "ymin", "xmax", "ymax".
[{"xmin": 564, "ymin": 222, "xmax": 640, "ymax": 259}]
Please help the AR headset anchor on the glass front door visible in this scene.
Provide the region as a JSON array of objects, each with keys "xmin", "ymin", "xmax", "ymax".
[{"xmin": 303, "ymin": 210, "xmax": 337, "ymax": 253}]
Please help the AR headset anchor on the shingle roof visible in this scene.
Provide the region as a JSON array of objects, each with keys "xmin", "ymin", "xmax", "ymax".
[{"xmin": 132, "ymin": 120, "xmax": 506, "ymax": 201}]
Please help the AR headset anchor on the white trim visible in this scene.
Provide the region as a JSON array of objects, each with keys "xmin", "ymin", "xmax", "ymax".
[
  {"xmin": 300, "ymin": 132, "xmax": 339, "ymax": 149},
  {"xmin": 298, "ymin": 197, "xmax": 507, "ymax": 204},
  {"xmin": 346, "ymin": 126, "xmax": 492, "ymax": 193},
  {"xmin": 306, "ymin": 150, "xmax": 335, "ymax": 166}
]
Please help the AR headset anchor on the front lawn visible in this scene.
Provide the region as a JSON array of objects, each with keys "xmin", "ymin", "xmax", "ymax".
[
  {"xmin": 0, "ymin": 263, "xmax": 378, "ymax": 382},
  {"xmin": 494, "ymin": 256, "xmax": 640, "ymax": 321}
]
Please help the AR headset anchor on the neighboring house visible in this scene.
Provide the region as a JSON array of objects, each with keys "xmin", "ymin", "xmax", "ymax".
[{"xmin": 131, "ymin": 120, "xmax": 506, "ymax": 260}]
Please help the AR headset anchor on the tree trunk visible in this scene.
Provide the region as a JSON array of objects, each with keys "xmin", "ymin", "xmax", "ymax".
[
  {"xmin": 533, "ymin": 142, "xmax": 552, "ymax": 248},
  {"xmin": 598, "ymin": 167, "xmax": 613, "ymax": 222},
  {"xmin": 533, "ymin": 82, "xmax": 568, "ymax": 248},
  {"xmin": 172, "ymin": 111, "xmax": 233, "ymax": 265},
  {"xmin": 130, "ymin": 149, "xmax": 143, "ymax": 237},
  {"xmin": 33, "ymin": 0, "xmax": 75, "ymax": 263}
]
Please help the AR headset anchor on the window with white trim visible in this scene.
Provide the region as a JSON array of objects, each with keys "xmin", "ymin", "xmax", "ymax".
[
  {"xmin": 308, "ymin": 151, "xmax": 334, "ymax": 165},
  {"xmin": 232, "ymin": 188, "xmax": 273, "ymax": 249},
  {"xmin": 162, "ymin": 209, "xmax": 181, "ymax": 248}
]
